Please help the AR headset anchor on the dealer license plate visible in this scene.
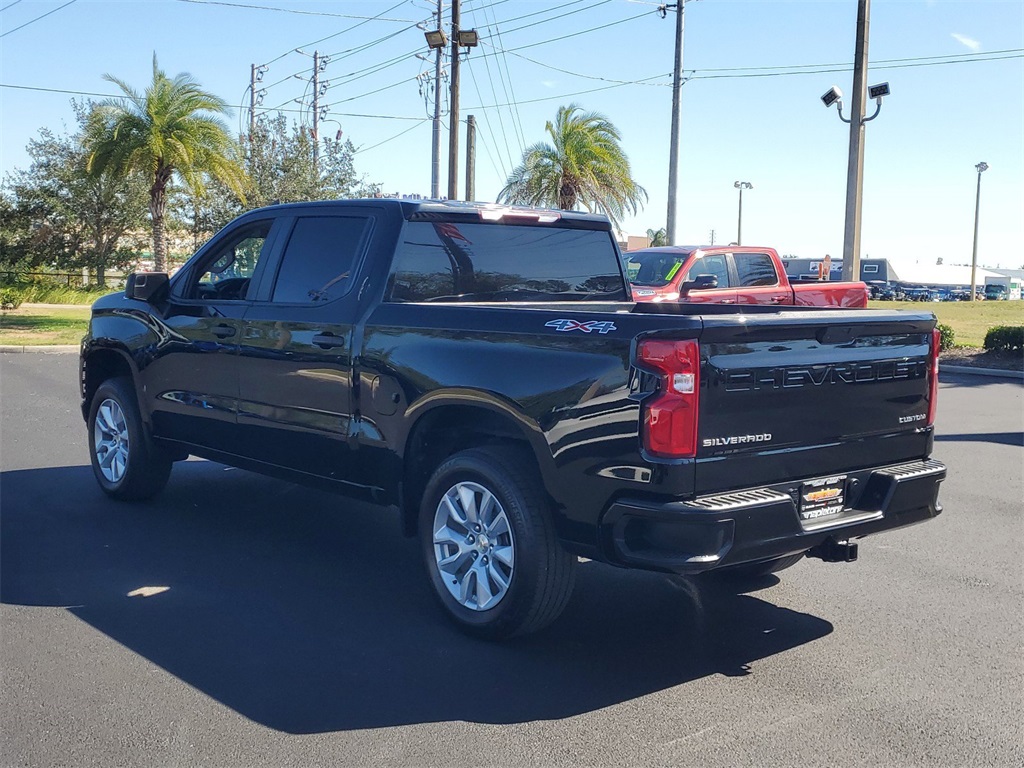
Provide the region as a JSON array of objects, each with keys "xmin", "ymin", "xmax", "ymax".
[{"xmin": 798, "ymin": 475, "xmax": 847, "ymax": 521}]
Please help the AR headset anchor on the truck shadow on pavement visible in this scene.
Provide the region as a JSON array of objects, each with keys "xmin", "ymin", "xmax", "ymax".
[{"xmin": 1, "ymin": 461, "xmax": 833, "ymax": 734}]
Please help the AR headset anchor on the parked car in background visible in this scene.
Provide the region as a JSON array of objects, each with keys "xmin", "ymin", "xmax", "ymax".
[
  {"xmin": 985, "ymin": 283, "xmax": 1009, "ymax": 301},
  {"xmin": 874, "ymin": 284, "xmax": 904, "ymax": 301},
  {"xmin": 626, "ymin": 246, "xmax": 869, "ymax": 308}
]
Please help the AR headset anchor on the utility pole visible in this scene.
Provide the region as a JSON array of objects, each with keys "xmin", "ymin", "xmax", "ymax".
[
  {"xmin": 970, "ymin": 162, "xmax": 989, "ymax": 302},
  {"xmin": 448, "ymin": 0, "xmax": 461, "ymax": 200},
  {"xmin": 249, "ymin": 64, "xmax": 257, "ymax": 139},
  {"xmin": 465, "ymin": 114, "xmax": 476, "ymax": 201},
  {"xmin": 665, "ymin": 1, "xmax": 686, "ymax": 245},
  {"xmin": 311, "ymin": 50, "xmax": 321, "ymax": 166},
  {"xmin": 734, "ymin": 181, "xmax": 752, "ymax": 245},
  {"xmin": 709, "ymin": 229, "xmax": 715, "ymax": 245},
  {"xmin": 431, "ymin": 0, "xmax": 444, "ymax": 198},
  {"xmin": 841, "ymin": 0, "xmax": 870, "ymax": 282}
]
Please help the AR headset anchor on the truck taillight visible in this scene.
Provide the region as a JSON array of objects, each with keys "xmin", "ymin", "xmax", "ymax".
[
  {"xmin": 638, "ymin": 339, "xmax": 700, "ymax": 458},
  {"xmin": 927, "ymin": 327, "xmax": 940, "ymax": 426}
]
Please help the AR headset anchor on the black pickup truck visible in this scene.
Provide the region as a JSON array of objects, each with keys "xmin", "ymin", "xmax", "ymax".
[{"xmin": 80, "ymin": 200, "xmax": 945, "ymax": 638}]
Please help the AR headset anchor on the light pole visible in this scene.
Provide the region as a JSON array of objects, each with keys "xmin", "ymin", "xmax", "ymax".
[
  {"xmin": 970, "ymin": 161, "xmax": 989, "ymax": 302},
  {"xmin": 734, "ymin": 181, "xmax": 752, "ymax": 245}
]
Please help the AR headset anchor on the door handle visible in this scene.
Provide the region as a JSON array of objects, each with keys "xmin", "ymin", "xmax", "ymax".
[
  {"xmin": 770, "ymin": 296, "xmax": 786, "ymax": 303},
  {"xmin": 312, "ymin": 333, "xmax": 346, "ymax": 349},
  {"xmin": 720, "ymin": 299, "xmax": 736, "ymax": 304},
  {"xmin": 211, "ymin": 324, "xmax": 236, "ymax": 338}
]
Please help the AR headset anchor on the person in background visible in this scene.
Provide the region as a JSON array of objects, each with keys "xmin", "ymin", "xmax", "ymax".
[{"xmin": 818, "ymin": 253, "xmax": 833, "ymax": 281}]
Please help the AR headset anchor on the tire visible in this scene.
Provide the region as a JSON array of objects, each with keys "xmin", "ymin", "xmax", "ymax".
[
  {"xmin": 88, "ymin": 376, "xmax": 172, "ymax": 501},
  {"xmin": 419, "ymin": 446, "xmax": 576, "ymax": 639},
  {"xmin": 710, "ymin": 553, "xmax": 805, "ymax": 582}
]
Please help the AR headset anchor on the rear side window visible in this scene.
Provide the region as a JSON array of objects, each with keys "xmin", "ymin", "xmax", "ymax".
[
  {"xmin": 272, "ymin": 216, "xmax": 370, "ymax": 304},
  {"xmin": 386, "ymin": 221, "xmax": 627, "ymax": 302},
  {"xmin": 733, "ymin": 253, "xmax": 779, "ymax": 287}
]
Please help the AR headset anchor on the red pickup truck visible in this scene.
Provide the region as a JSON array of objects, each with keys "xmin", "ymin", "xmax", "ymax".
[{"xmin": 626, "ymin": 246, "xmax": 869, "ymax": 307}]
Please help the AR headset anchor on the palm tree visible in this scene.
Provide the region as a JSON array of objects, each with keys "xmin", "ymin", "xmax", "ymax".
[
  {"xmin": 85, "ymin": 55, "xmax": 246, "ymax": 270},
  {"xmin": 498, "ymin": 104, "xmax": 646, "ymax": 228},
  {"xmin": 646, "ymin": 227, "xmax": 668, "ymax": 247}
]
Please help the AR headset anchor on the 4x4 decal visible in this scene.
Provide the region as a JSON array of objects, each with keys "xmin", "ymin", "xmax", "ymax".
[{"xmin": 545, "ymin": 319, "xmax": 617, "ymax": 334}]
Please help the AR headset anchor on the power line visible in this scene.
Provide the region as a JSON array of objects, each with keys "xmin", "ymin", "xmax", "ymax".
[
  {"xmin": 486, "ymin": 41, "xmax": 670, "ymax": 87},
  {"xmin": 488, "ymin": 0, "xmax": 615, "ymax": 36},
  {"xmin": 464, "ymin": 59, "xmax": 510, "ymax": 178},
  {"xmin": 0, "ymin": 82, "xmax": 426, "ymax": 120},
  {"xmin": 690, "ymin": 47, "xmax": 1024, "ymax": 74},
  {"xmin": 513, "ymin": 11, "xmax": 651, "ymax": 51},
  {"xmin": 258, "ymin": 0, "xmax": 416, "ymax": 68},
  {"xmin": 483, "ymin": 5, "xmax": 527, "ymax": 154},
  {"xmin": 354, "ymin": 118, "xmax": 430, "ymax": 154},
  {"xmin": 466, "ymin": 11, "xmax": 516, "ymax": 172},
  {"xmin": 0, "ymin": 0, "xmax": 25, "ymax": 12},
  {"xmin": 173, "ymin": 0, "xmax": 417, "ymax": 23},
  {"xmin": 688, "ymin": 51, "xmax": 1024, "ymax": 80},
  {"xmin": 0, "ymin": 0, "xmax": 78, "ymax": 38},
  {"xmin": 465, "ymin": 72, "xmax": 670, "ymax": 111}
]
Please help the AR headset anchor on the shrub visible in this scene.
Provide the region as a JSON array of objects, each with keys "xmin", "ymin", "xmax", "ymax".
[
  {"xmin": 983, "ymin": 325, "xmax": 1024, "ymax": 353},
  {"xmin": 0, "ymin": 287, "xmax": 23, "ymax": 311},
  {"xmin": 937, "ymin": 324, "xmax": 955, "ymax": 351}
]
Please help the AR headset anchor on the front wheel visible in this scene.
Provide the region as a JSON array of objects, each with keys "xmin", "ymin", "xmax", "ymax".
[
  {"xmin": 88, "ymin": 376, "xmax": 172, "ymax": 501},
  {"xmin": 419, "ymin": 447, "xmax": 576, "ymax": 639}
]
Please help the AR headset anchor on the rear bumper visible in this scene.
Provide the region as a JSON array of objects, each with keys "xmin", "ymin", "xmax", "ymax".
[{"xmin": 601, "ymin": 459, "xmax": 945, "ymax": 574}]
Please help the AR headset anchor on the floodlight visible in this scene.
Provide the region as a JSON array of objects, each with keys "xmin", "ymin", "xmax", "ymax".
[
  {"xmin": 868, "ymin": 82, "xmax": 890, "ymax": 100},
  {"xmin": 457, "ymin": 29, "xmax": 479, "ymax": 47},
  {"xmin": 424, "ymin": 29, "xmax": 447, "ymax": 49},
  {"xmin": 821, "ymin": 86, "xmax": 842, "ymax": 108}
]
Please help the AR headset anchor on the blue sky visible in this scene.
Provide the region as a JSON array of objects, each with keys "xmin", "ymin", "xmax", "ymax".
[{"xmin": 2, "ymin": 0, "xmax": 1022, "ymax": 269}]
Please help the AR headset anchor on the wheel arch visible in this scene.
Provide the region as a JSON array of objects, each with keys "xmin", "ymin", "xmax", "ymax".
[
  {"xmin": 80, "ymin": 344, "xmax": 139, "ymax": 421},
  {"xmin": 398, "ymin": 394, "xmax": 554, "ymax": 538}
]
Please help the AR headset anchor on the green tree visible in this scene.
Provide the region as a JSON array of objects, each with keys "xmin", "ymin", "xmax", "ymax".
[
  {"xmin": 173, "ymin": 113, "xmax": 381, "ymax": 245},
  {"xmin": 84, "ymin": 55, "xmax": 246, "ymax": 271},
  {"xmin": 498, "ymin": 104, "xmax": 646, "ymax": 228},
  {"xmin": 646, "ymin": 227, "xmax": 668, "ymax": 247},
  {"xmin": 1, "ymin": 103, "xmax": 149, "ymax": 285}
]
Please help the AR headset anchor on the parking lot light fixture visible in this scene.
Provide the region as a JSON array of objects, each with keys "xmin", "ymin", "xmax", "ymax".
[
  {"xmin": 424, "ymin": 29, "xmax": 447, "ymax": 49},
  {"xmin": 734, "ymin": 181, "xmax": 752, "ymax": 245},
  {"xmin": 969, "ymin": 162, "xmax": 989, "ymax": 302}
]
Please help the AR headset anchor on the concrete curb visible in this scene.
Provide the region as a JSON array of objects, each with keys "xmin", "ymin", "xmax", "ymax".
[
  {"xmin": 0, "ymin": 345, "xmax": 79, "ymax": 354},
  {"xmin": 940, "ymin": 364, "xmax": 1023, "ymax": 380},
  {"xmin": 20, "ymin": 303, "xmax": 93, "ymax": 310}
]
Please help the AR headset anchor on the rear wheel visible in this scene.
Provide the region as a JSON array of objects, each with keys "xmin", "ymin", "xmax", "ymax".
[
  {"xmin": 419, "ymin": 447, "xmax": 575, "ymax": 639},
  {"xmin": 88, "ymin": 376, "xmax": 172, "ymax": 501}
]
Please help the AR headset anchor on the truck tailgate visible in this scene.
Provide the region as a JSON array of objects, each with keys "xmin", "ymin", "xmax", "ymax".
[{"xmin": 694, "ymin": 308, "xmax": 936, "ymax": 493}]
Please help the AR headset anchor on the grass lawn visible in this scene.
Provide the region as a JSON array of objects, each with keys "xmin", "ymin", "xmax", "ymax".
[
  {"xmin": 0, "ymin": 305, "xmax": 91, "ymax": 346},
  {"xmin": 868, "ymin": 300, "xmax": 1024, "ymax": 348}
]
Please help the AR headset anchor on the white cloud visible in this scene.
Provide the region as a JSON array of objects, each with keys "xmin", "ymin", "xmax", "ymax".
[
  {"xmin": 951, "ymin": 33, "xmax": 981, "ymax": 51},
  {"xmin": 541, "ymin": 80, "xmax": 558, "ymax": 89}
]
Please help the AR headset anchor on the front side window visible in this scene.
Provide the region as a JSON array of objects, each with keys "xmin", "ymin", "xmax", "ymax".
[
  {"xmin": 681, "ymin": 254, "xmax": 731, "ymax": 288},
  {"xmin": 733, "ymin": 253, "xmax": 779, "ymax": 287},
  {"xmin": 272, "ymin": 216, "xmax": 370, "ymax": 304},
  {"xmin": 185, "ymin": 220, "xmax": 272, "ymax": 301},
  {"xmin": 386, "ymin": 221, "xmax": 627, "ymax": 302},
  {"xmin": 626, "ymin": 252, "xmax": 687, "ymax": 287}
]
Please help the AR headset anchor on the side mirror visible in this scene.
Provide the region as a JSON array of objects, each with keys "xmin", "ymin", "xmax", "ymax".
[
  {"xmin": 125, "ymin": 272, "xmax": 169, "ymax": 303},
  {"xmin": 680, "ymin": 274, "xmax": 719, "ymax": 293}
]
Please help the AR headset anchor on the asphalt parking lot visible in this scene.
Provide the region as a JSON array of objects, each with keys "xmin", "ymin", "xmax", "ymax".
[{"xmin": 1, "ymin": 353, "xmax": 1022, "ymax": 767}]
